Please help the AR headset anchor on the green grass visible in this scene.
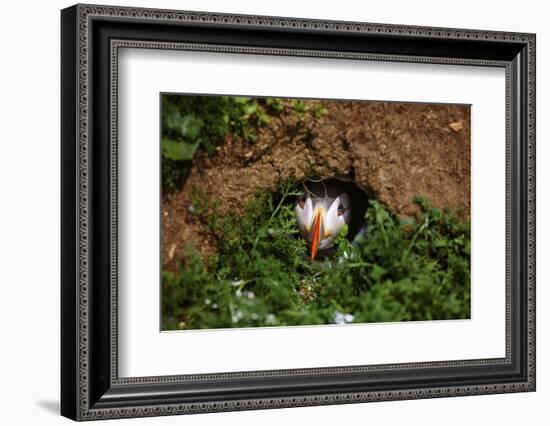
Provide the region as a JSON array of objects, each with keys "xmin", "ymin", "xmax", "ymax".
[{"xmin": 162, "ymin": 182, "xmax": 470, "ymax": 330}]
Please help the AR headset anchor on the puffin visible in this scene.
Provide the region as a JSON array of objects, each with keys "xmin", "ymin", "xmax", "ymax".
[{"xmin": 294, "ymin": 180, "xmax": 353, "ymax": 260}]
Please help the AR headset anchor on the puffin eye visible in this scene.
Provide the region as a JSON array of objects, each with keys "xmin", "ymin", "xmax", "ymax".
[
  {"xmin": 298, "ymin": 196, "xmax": 306, "ymax": 209},
  {"xmin": 337, "ymin": 203, "xmax": 345, "ymax": 216}
]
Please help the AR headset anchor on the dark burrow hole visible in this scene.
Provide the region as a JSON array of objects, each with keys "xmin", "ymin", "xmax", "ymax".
[
  {"xmin": 273, "ymin": 176, "xmax": 370, "ymax": 258},
  {"xmin": 296, "ymin": 177, "xmax": 369, "ymax": 242}
]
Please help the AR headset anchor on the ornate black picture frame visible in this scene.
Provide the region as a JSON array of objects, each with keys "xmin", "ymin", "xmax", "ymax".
[{"xmin": 61, "ymin": 3, "xmax": 536, "ymax": 421}]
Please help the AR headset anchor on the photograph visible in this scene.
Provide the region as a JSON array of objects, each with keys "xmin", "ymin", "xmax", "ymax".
[{"xmin": 160, "ymin": 95, "xmax": 472, "ymax": 330}]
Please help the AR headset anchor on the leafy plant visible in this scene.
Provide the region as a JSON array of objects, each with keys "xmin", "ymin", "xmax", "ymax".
[
  {"xmin": 161, "ymin": 95, "xmax": 277, "ymax": 189},
  {"xmin": 162, "ymin": 184, "xmax": 471, "ymax": 330}
]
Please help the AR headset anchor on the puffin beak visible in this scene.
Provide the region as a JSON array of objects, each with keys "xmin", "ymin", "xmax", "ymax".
[{"xmin": 310, "ymin": 208, "xmax": 324, "ymax": 260}]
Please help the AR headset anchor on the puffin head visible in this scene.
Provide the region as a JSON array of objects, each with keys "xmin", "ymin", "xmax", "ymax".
[{"xmin": 295, "ymin": 191, "xmax": 352, "ymax": 260}]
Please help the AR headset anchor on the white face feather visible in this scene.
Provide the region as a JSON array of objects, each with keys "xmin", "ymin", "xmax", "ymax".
[
  {"xmin": 295, "ymin": 196, "xmax": 313, "ymax": 232},
  {"xmin": 325, "ymin": 196, "xmax": 347, "ymax": 240},
  {"xmin": 295, "ymin": 193, "xmax": 351, "ymax": 251}
]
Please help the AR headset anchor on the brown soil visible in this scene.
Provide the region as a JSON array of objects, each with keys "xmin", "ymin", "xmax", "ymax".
[{"xmin": 162, "ymin": 99, "xmax": 470, "ymax": 269}]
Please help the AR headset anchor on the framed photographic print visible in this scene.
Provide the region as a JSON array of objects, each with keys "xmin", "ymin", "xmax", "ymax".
[{"xmin": 61, "ymin": 3, "xmax": 536, "ymax": 421}]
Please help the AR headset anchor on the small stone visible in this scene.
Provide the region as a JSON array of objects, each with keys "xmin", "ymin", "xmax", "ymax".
[
  {"xmin": 168, "ymin": 243, "xmax": 177, "ymax": 260},
  {"xmin": 449, "ymin": 121, "xmax": 464, "ymax": 132}
]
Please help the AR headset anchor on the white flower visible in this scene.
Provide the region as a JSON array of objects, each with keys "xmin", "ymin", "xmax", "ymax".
[
  {"xmin": 231, "ymin": 280, "xmax": 243, "ymax": 287},
  {"xmin": 204, "ymin": 298, "xmax": 211, "ymax": 305},
  {"xmin": 231, "ymin": 310, "xmax": 244, "ymax": 323},
  {"xmin": 332, "ymin": 311, "xmax": 355, "ymax": 325},
  {"xmin": 265, "ymin": 314, "xmax": 276, "ymax": 325}
]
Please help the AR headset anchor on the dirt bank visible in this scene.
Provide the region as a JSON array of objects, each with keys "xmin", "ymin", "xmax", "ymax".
[{"xmin": 162, "ymin": 99, "xmax": 470, "ymax": 268}]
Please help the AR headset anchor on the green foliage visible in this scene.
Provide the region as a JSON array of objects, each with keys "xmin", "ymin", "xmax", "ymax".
[
  {"xmin": 161, "ymin": 95, "xmax": 275, "ymax": 189},
  {"xmin": 162, "ymin": 139, "xmax": 199, "ymax": 161},
  {"xmin": 289, "ymin": 99, "xmax": 328, "ymax": 119},
  {"xmin": 162, "ymin": 185, "xmax": 471, "ymax": 330}
]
